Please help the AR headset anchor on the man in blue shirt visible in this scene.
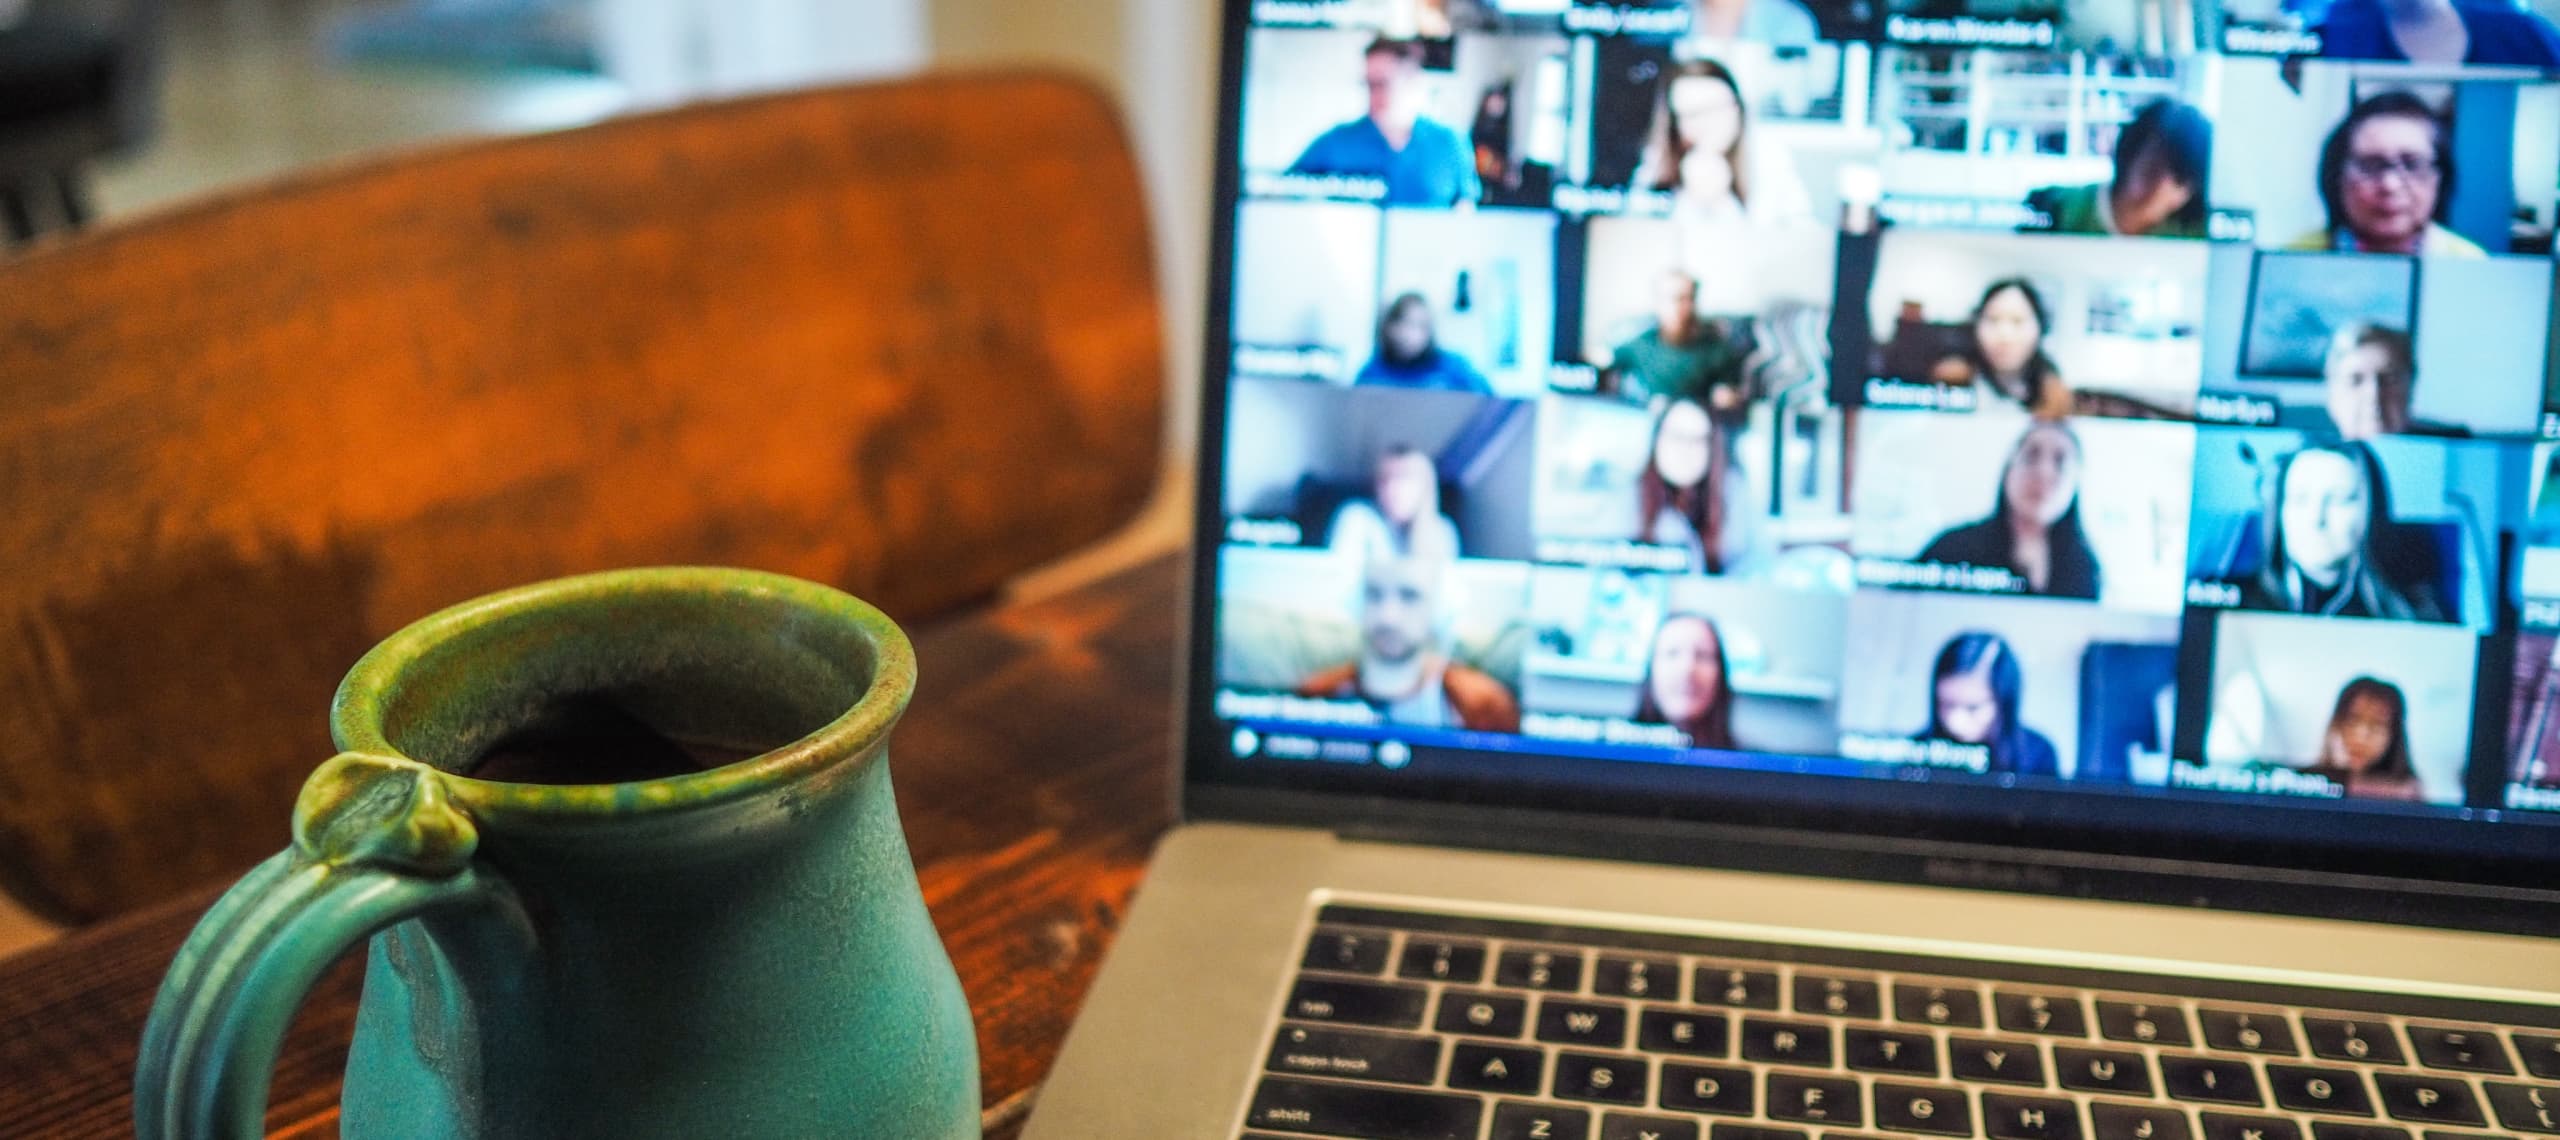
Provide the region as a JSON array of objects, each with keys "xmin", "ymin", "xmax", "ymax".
[{"xmin": 1287, "ymin": 38, "xmax": 1480, "ymax": 208}]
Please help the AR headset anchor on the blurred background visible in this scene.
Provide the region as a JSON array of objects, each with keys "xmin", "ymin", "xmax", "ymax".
[
  {"xmin": 1, "ymin": 0, "xmax": 1214, "ymax": 452},
  {"xmin": 0, "ymin": 0, "xmax": 1214, "ymax": 955}
]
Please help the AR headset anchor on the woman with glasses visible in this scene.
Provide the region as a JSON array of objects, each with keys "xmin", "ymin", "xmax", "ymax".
[{"xmin": 2286, "ymin": 91, "xmax": 2485, "ymax": 258}]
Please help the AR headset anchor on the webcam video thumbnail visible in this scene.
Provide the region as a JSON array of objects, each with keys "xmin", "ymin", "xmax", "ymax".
[
  {"xmin": 2183, "ymin": 428, "xmax": 2529, "ymax": 631},
  {"xmin": 2197, "ymin": 245, "xmax": 2551, "ymax": 439},
  {"xmin": 2184, "ymin": 609, "xmax": 2477, "ymax": 805},
  {"xmin": 1834, "ymin": 591, "xmax": 2180, "ymax": 781},
  {"xmin": 2211, "ymin": 59, "xmax": 2560, "ymax": 257},
  {"xmin": 1517, "ymin": 566, "xmax": 1849, "ymax": 756},
  {"xmin": 1222, "ymin": 378, "xmax": 1539, "ymax": 561},
  {"xmin": 1216, "ymin": 545, "xmax": 1533, "ymax": 734},
  {"xmin": 1231, "ymin": 199, "xmax": 1558, "ymax": 396},
  {"xmin": 1850, "ymin": 412, "xmax": 2196, "ymax": 613},
  {"xmin": 1875, "ymin": 49, "xmax": 2218, "ymax": 236},
  {"xmin": 1840, "ymin": 228, "xmax": 2209, "ymax": 418}
]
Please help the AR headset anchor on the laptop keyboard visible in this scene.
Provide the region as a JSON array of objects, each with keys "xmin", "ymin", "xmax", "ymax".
[{"xmin": 1237, "ymin": 904, "xmax": 2560, "ymax": 1140}]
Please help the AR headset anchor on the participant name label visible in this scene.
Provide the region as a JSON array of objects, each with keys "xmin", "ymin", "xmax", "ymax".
[
  {"xmin": 1253, "ymin": 0, "xmax": 1372, "ymax": 26},
  {"xmin": 1234, "ymin": 344, "xmax": 1347, "ymax": 381},
  {"xmin": 2186, "ymin": 580, "xmax": 2243, "ymax": 608},
  {"xmin": 1878, "ymin": 196, "xmax": 2047, "ymax": 231},
  {"xmin": 1562, "ymin": 4, "xmax": 1694, "ymax": 34},
  {"xmin": 1216, "ymin": 690, "xmax": 1385, "ymax": 727},
  {"xmin": 1864, "ymin": 378, "xmax": 1979, "ymax": 411},
  {"xmin": 1536, "ymin": 539, "xmax": 1694, "ymax": 571},
  {"xmin": 2169, "ymin": 764, "xmax": 2344, "ymax": 797},
  {"xmin": 1547, "ymin": 363, "xmax": 1602, "ymax": 393},
  {"xmin": 1839, "ymin": 733, "xmax": 1991, "ymax": 773},
  {"xmin": 1858, "ymin": 558, "xmax": 2024, "ymax": 594},
  {"xmin": 1552, "ymin": 184, "xmax": 1676, "ymax": 217},
  {"xmin": 1886, "ymin": 14, "xmax": 2057, "ymax": 46},
  {"xmin": 2507, "ymin": 783, "xmax": 2560, "ymax": 811},
  {"xmin": 1523, "ymin": 712, "xmax": 1690, "ymax": 748},
  {"xmin": 2196, "ymin": 392, "xmax": 2279, "ymax": 426},
  {"xmin": 2220, "ymin": 23, "xmax": 2323, "ymax": 55},
  {"xmin": 1246, "ymin": 171, "xmax": 1387, "ymax": 202},
  {"xmin": 1227, "ymin": 517, "xmax": 1306, "ymax": 546}
]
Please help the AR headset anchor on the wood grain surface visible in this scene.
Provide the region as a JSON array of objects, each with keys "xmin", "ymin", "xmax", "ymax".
[
  {"xmin": 0, "ymin": 73, "xmax": 1164, "ymax": 924},
  {"xmin": 0, "ymin": 552, "xmax": 1185, "ymax": 1139}
]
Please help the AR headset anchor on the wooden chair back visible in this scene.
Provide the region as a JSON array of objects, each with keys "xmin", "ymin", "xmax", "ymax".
[{"xmin": 0, "ymin": 72, "xmax": 1165, "ymax": 924}]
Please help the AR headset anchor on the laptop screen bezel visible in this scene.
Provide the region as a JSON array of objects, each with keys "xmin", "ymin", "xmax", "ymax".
[{"xmin": 1179, "ymin": 0, "xmax": 2560, "ymax": 931}]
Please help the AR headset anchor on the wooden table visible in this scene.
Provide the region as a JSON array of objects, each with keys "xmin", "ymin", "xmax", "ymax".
[{"xmin": 0, "ymin": 553, "xmax": 1185, "ymax": 1139}]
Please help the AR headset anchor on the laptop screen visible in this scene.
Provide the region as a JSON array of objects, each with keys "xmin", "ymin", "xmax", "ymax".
[{"xmin": 1189, "ymin": 0, "xmax": 2560, "ymax": 885}]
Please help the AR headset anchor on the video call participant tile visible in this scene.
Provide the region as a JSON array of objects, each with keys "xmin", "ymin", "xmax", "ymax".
[
  {"xmin": 1834, "ymin": 590, "xmax": 2180, "ymax": 783},
  {"xmin": 1517, "ymin": 566, "xmax": 1850, "ymax": 757},
  {"xmin": 1222, "ymin": 379, "xmax": 1540, "ymax": 562},
  {"xmin": 1850, "ymin": 411, "xmax": 2197, "ymax": 615},
  {"xmin": 2182, "ymin": 609, "xmax": 2479, "ymax": 806}
]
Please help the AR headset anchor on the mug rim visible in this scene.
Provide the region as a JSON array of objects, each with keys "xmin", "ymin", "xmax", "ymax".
[{"xmin": 329, "ymin": 566, "xmax": 916, "ymax": 822}]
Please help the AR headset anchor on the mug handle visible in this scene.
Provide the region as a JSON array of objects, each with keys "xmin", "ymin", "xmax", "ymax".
[{"xmin": 135, "ymin": 752, "xmax": 524, "ymax": 1139}]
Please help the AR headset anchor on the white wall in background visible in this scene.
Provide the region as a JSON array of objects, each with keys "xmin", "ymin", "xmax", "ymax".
[{"xmin": 596, "ymin": 0, "xmax": 929, "ymax": 106}]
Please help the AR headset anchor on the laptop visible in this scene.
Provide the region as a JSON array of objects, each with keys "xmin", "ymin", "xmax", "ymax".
[{"xmin": 1027, "ymin": 0, "xmax": 2560, "ymax": 1135}]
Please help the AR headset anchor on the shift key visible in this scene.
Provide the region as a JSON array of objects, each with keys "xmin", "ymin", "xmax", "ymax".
[
  {"xmin": 1286, "ymin": 976, "xmax": 1431, "ymax": 1029},
  {"xmin": 1246, "ymin": 1077, "xmax": 1485, "ymax": 1139}
]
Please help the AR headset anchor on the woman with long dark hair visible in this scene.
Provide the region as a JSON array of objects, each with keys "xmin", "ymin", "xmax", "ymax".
[
  {"xmin": 1922, "ymin": 632, "xmax": 2059, "ymax": 777},
  {"xmin": 1916, "ymin": 420, "xmax": 2102, "ymax": 600},
  {"xmin": 1637, "ymin": 397, "xmax": 1759, "ymax": 574},
  {"xmin": 2238, "ymin": 441, "xmax": 2448, "ymax": 622},
  {"xmin": 1931, "ymin": 278, "xmax": 2073, "ymax": 418},
  {"xmin": 1634, "ymin": 613, "xmax": 1738, "ymax": 750},
  {"xmin": 1634, "ymin": 59, "xmax": 1751, "ymax": 213},
  {"xmin": 2311, "ymin": 676, "xmax": 2423, "ymax": 802}
]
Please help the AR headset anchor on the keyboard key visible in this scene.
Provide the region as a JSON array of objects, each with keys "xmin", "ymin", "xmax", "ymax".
[
  {"xmin": 1875, "ymin": 1083, "xmax": 1974, "ymax": 1137},
  {"xmin": 2099, "ymin": 1001, "xmax": 2195, "ymax": 1047},
  {"xmin": 1769, "ymin": 1074, "xmax": 1865, "ymax": 1128},
  {"xmin": 1715, "ymin": 1127, "xmax": 1812, "ymax": 1140},
  {"xmin": 2202, "ymin": 1010, "xmax": 2299, "ymax": 1057},
  {"xmin": 2374, "ymin": 1073, "xmax": 2487, "ymax": 1127},
  {"xmin": 1245, "ymin": 1077, "xmax": 1485, "ymax": 1140},
  {"xmin": 1697, "ymin": 965, "xmax": 1783, "ymax": 1010},
  {"xmin": 2268, "ymin": 1065, "xmax": 2375, "ymax": 1116},
  {"xmin": 2304, "ymin": 1018, "xmax": 2407, "ymax": 1066},
  {"xmin": 2162, "ymin": 1056, "xmax": 2264, "ymax": 1106},
  {"xmin": 1541, "ymin": 999, "xmax": 1633, "ymax": 1049},
  {"xmin": 1743, "ymin": 1018, "xmax": 1838, "ymax": 1067},
  {"xmin": 1661, "ymin": 1062, "xmax": 1756, "ymax": 1116},
  {"xmin": 1597, "ymin": 956, "xmax": 1682, "ymax": 1002},
  {"xmin": 1556, "ymin": 1052, "xmax": 1649, "ymax": 1105},
  {"xmin": 1304, "ymin": 928, "xmax": 1392, "ymax": 974},
  {"xmin": 2417, "ymin": 1133, "xmax": 2506, "ymax": 1140},
  {"xmin": 1639, "ymin": 1007, "xmax": 1731, "ymax": 1056},
  {"xmin": 2309, "ymin": 1126, "xmax": 2411, "ymax": 1140},
  {"xmin": 1797, "ymin": 974, "xmax": 1885, "ymax": 1020},
  {"xmin": 1287, "ymin": 977, "xmax": 1430, "ymax": 1029},
  {"xmin": 1997, "ymin": 992, "xmax": 2091, "ymax": 1037},
  {"xmin": 1438, "ymin": 990, "xmax": 1529, "ymax": 1038},
  {"xmin": 1846, "ymin": 1028, "xmax": 1940, "ymax": 1076},
  {"xmin": 2484, "ymin": 1081, "xmax": 2560, "ymax": 1133},
  {"xmin": 1398, "ymin": 938, "xmax": 1488, "ymax": 984},
  {"xmin": 1267, "ymin": 1024, "xmax": 1442, "ymax": 1085},
  {"xmin": 1604, "ymin": 1113, "xmax": 1702, "ymax": 1140},
  {"xmin": 1982, "ymin": 1093, "xmax": 2084, "ymax": 1140},
  {"xmin": 2410, "ymin": 1027, "xmax": 2514, "ymax": 1075},
  {"xmin": 1897, "ymin": 983, "xmax": 1986, "ymax": 1029},
  {"xmin": 2056, "ymin": 1046, "xmax": 2155, "ymax": 1096},
  {"xmin": 2516, "ymin": 1034, "xmax": 2560, "ymax": 1080},
  {"xmin": 1491, "ymin": 1100, "xmax": 1592, "ymax": 1140},
  {"xmin": 1950, "ymin": 1036, "xmax": 2048, "ymax": 1086},
  {"xmin": 1499, "ymin": 947, "xmax": 1588, "ymax": 993},
  {"xmin": 2092, "ymin": 1103, "xmax": 2193, "ymax": 1140},
  {"xmin": 2202, "ymin": 1114, "xmax": 2303, "ymax": 1140},
  {"xmin": 1449, "ymin": 1042, "xmax": 1545, "ymax": 1096}
]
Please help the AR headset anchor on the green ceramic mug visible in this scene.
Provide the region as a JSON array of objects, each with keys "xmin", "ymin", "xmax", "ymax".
[{"xmin": 134, "ymin": 568, "xmax": 980, "ymax": 1138}]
